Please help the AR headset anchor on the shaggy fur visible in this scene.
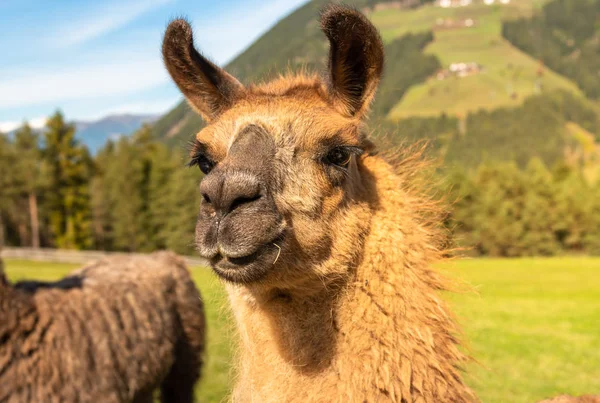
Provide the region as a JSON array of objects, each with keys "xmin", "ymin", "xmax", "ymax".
[
  {"xmin": 0, "ymin": 252, "xmax": 205, "ymax": 403},
  {"xmin": 163, "ymin": 4, "xmax": 474, "ymax": 402}
]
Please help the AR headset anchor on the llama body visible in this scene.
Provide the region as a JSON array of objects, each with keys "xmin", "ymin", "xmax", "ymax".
[
  {"xmin": 0, "ymin": 252, "xmax": 205, "ymax": 403},
  {"xmin": 228, "ymin": 157, "xmax": 470, "ymax": 402},
  {"xmin": 163, "ymin": 4, "xmax": 473, "ymax": 402}
]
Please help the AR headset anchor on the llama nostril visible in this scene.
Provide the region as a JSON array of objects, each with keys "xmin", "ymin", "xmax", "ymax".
[
  {"xmin": 202, "ymin": 193, "xmax": 211, "ymax": 204},
  {"xmin": 229, "ymin": 194, "xmax": 261, "ymax": 213}
]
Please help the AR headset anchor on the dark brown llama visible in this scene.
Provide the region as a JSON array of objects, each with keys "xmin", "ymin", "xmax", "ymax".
[{"xmin": 0, "ymin": 252, "xmax": 205, "ymax": 403}]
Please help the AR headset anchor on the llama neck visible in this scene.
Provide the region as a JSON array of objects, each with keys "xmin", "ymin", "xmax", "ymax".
[
  {"xmin": 228, "ymin": 158, "xmax": 472, "ymax": 401},
  {"xmin": 332, "ymin": 160, "xmax": 471, "ymax": 400}
]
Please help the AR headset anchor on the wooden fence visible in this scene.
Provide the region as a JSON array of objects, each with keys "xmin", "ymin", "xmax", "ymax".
[{"xmin": 0, "ymin": 247, "xmax": 209, "ymax": 267}]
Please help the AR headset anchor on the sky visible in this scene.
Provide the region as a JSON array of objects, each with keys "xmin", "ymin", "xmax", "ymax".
[{"xmin": 0, "ymin": 0, "xmax": 308, "ymax": 132}]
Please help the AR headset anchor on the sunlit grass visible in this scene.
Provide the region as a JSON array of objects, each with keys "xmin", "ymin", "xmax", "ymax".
[{"xmin": 5, "ymin": 257, "xmax": 599, "ymax": 402}]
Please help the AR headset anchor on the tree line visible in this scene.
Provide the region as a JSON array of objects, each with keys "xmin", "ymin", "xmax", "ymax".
[
  {"xmin": 445, "ymin": 158, "xmax": 600, "ymax": 256},
  {"xmin": 375, "ymin": 90, "xmax": 600, "ymax": 169},
  {"xmin": 0, "ymin": 112, "xmax": 199, "ymax": 255},
  {"xmin": 2, "ymin": 108, "xmax": 600, "ymax": 256}
]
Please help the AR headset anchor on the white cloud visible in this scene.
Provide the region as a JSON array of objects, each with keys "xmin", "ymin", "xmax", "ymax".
[
  {"xmin": 29, "ymin": 116, "xmax": 49, "ymax": 129},
  {"xmin": 78, "ymin": 96, "xmax": 181, "ymax": 121},
  {"xmin": 0, "ymin": 58, "xmax": 168, "ymax": 109},
  {"xmin": 50, "ymin": 0, "xmax": 174, "ymax": 48},
  {"xmin": 0, "ymin": 116, "xmax": 47, "ymax": 132},
  {"xmin": 0, "ymin": 120, "xmax": 21, "ymax": 132}
]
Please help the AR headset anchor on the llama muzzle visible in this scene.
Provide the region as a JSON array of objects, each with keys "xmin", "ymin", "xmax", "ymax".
[{"xmin": 195, "ymin": 124, "xmax": 285, "ymax": 283}]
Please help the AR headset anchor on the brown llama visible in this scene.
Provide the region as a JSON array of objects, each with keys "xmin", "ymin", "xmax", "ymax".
[
  {"xmin": 0, "ymin": 252, "xmax": 205, "ymax": 403},
  {"xmin": 163, "ymin": 5, "xmax": 474, "ymax": 402}
]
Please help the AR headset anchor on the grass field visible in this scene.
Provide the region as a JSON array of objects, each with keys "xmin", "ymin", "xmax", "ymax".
[
  {"xmin": 5, "ymin": 257, "xmax": 600, "ymax": 402},
  {"xmin": 367, "ymin": 0, "xmax": 583, "ymax": 119}
]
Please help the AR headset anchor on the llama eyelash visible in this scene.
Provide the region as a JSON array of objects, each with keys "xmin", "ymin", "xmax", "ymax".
[
  {"xmin": 321, "ymin": 146, "xmax": 365, "ymax": 168},
  {"xmin": 187, "ymin": 139, "xmax": 215, "ymax": 173}
]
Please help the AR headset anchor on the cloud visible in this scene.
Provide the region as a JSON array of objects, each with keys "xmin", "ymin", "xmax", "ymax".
[
  {"xmin": 78, "ymin": 96, "xmax": 182, "ymax": 121},
  {"xmin": 0, "ymin": 58, "xmax": 168, "ymax": 109},
  {"xmin": 50, "ymin": 0, "xmax": 174, "ymax": 48},
  {"xmin": 0, "ymin": 116, "xmax": 47, "ymax": 132},
  {"xmin": 0, "ymin": 120, "xmax": 22, "ymax": 132}
]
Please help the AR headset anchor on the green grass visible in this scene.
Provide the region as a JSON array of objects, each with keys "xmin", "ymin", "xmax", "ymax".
[
  {"xmin": 368, "ymin": 1, "xmax": 583, "ymax": 118},
  {"xmin": 443, "ymin": 257, "xmax": 600, "ymax": 403},
  {"xmin": 4, "ymin": 257, "xmax": 600, "ymax": 402}
]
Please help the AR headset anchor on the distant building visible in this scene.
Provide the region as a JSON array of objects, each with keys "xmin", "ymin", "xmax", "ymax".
[
  {"xmin": 438, "ymin": 0, "xmax": 472, "ymax": 7},
  {"xmin": 434, "ymin": 18, "xmax": 476, "ymax": 30},
  {"xmin": 372, "ymin": 0, "xmax": 419, "ymax": 11},
  {"xmin": 439, "ymin": 0, "xmax": 510, "ymax": 5},
  {"xmin": 436, "ymin": 62, "xmax": 483, "ymax": 80}
]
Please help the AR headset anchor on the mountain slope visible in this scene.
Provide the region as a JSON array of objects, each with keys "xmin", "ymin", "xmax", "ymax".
[
  {"xmin": 503, "ymin": 0, "xmax": 600, "ymax": 100},
  {"xmin": 76, "ymin": 114, "xmax": 158, "ymax": 153},
  {"xmin": 378, "ymin": 0, "xmax": 582, "ymax": 118}
]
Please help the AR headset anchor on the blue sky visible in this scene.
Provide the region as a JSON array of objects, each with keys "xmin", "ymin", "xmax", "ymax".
[{"xmin": 0, "ymin": 0, "xmax": 307, "ymax": 131}]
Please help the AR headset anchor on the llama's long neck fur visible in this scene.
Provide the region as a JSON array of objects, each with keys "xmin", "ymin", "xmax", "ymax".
[{"xmin": 228, "ymin": 156, "xmax": 474, "ymax": 402}]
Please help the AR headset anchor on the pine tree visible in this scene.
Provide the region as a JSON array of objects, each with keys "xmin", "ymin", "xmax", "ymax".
[
  {"xmin": 90, "ymin": 142, "xmax": 116, "ymax": 250},
  {"xmin": 105, "ymin": 137, "xmax": 144, "ymax": 251},
  {"xmin": 43, "ymin": 111, "xmax": 93, "ymax": 249},
  {"xmin": 146, "ymin": 144, "xmax": 178, "ymax": 251},
  {"xmin": 0, "ymin": 133, "xmax": 18, "ymax": 247},
  {"xmin": 165, "ymin": 160, "xmax": 201, "ymax": 255},
  {"xmin": 14, "ymin": 123, "xmax": 44, "ymax": 248}
]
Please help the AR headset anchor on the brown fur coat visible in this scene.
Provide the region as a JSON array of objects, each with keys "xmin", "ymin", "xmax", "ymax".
[{"xmin": 0, "ymin": 252, "xmax": 205, "ymax": 403}]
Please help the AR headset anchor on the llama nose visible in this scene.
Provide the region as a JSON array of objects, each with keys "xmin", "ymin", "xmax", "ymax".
[{"xmin": 200, "ymin": 170, "xmax": 263, "ymax": 216}]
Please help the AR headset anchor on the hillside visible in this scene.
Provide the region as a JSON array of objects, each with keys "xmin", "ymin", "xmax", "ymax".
[
  {"xmin": 75, "ymin": 114, "xmax": 158, "ymax": 153},
  {"xmin": 503, "ymin": 0, "xmax": 600, "ymax": 100},
  {"xmin": 151, "ymin": 0, "xmax": 599, "ymax": 169},
  {"xmin": 377, "ymin": 0, "xmax": 583, "ymax": 118}
]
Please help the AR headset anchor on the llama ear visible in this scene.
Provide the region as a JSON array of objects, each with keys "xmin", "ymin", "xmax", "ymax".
[
  {"xmin": 162, "ymin": 19, "xmax": 245, "ymax": 122},
  {"xmin": 320, "ymin": 5, "xmax": 384, "ymax": 118}
]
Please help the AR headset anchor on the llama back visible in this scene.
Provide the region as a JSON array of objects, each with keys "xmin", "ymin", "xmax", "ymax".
[{"xmin": 0, "ymin": 252, "xmax": 205, "ymax": 403}]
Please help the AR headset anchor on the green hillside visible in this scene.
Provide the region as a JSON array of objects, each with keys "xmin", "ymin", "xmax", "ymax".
[
  {"xmin": 375, "ymin": 0, "xmax": 583, "ymax": 118},
  {"xmin": 503, "ymin": 0, "xmax": 600, "ymax": 100}
]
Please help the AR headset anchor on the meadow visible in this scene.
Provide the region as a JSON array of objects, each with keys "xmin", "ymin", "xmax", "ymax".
[
  {"xmin": 5, "ymin": 257, "xmax": 599, "ymax": 402},
  {"xmin": 368, "ymin": 0, "xmax": 583, "ymax": 119}
]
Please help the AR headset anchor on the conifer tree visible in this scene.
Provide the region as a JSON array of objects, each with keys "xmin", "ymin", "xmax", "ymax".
[
  {"xmin": 165, "ymin": 159, "xmax": 201, "ymax": 255},
  {"xmin": 43, "ymin": 111, "xmax": 93, "ymax": 249},
  {"xmin": 0, "ymin": 133, "xmax": 17, "ymax": 247},
  {"xmin": 14, "ymin": 123, "xmax": 44, "ymax": 248}
]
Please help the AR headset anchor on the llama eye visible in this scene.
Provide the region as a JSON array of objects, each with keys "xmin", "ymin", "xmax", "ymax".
[
  {"xmin": 325, "ymin": 147, "xmax": 352, "ymax": 168},
  {"xmin": 188, "ymin": 153, "xmax": 215, "ymax": 174}
]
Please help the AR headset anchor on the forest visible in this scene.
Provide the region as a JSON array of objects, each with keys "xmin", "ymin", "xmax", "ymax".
[
  {"xmin": 0, "ymin": 113, "xmax": 199, "ymax": 254},
  {"xmin": 502, "ymin": 0, "xmax": 600, "ymax": 99},
  {"xmin": 1, "ymin": 102, "xmax": 600, "ymax": 257}
]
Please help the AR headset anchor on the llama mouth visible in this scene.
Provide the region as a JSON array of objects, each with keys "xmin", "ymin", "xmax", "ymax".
[{"xmin": 209, "ymin": 235, "xmax": 285, "ymax": 284}]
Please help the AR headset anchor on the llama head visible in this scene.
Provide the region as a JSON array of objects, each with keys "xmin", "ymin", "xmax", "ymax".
[{"xmin": 163, "ymin": 5, "xmax": 384, "ymax": 290}]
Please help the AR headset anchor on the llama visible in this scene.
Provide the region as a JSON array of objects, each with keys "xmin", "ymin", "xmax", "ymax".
[
  {"xmin": 163, "ymin": 5, "xmax": 474, "ymax": 402},
  {"xmin": 0, "ymin": 252, "xmax": 205, "ymax": 403}
]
